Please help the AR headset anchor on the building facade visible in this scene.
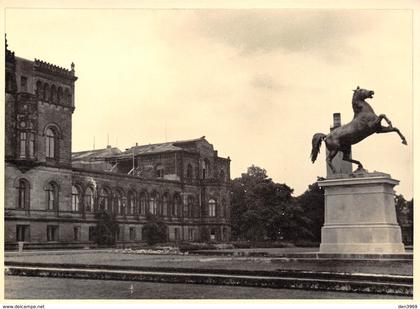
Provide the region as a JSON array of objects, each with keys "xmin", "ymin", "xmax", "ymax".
[{"xmin": 4, "ymin": 42, "xmax": 231, "ymax": 249}]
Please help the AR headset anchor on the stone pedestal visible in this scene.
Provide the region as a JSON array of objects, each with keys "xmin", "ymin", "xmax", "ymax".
[{"xmin": 318, "ymin": 172, "xmax": 405, "ymax": 254}]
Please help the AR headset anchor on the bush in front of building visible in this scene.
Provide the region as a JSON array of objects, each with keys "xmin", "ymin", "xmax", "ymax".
[
  {"xmin": 95, "ymin": 210, "xmax": 119, "ymax": 247},
  {"xmin": 142, "ymin": 214, "xmax": 168, "ymax": 245},
  {"xmin": 231, "ymin": 240, "xmax": 296, "ymax": 249}
]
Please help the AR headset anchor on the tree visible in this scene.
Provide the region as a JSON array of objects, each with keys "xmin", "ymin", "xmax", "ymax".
[
  {"xmin": 95, "ymin": 209, "xmax": 119, "ymax": 247},
  {"xmin": 395, "ymin": 195, "xmax": 413, "ymax": 245},
  {"xmin": 142, "ymin": 214, "xmax": 168, "ymax": 245},
  {"xmin": 231, "ymin": 165, "xmax": 313, "ymax": 242},
  {"xmin": 296, "ymin": 182, "xmax": 325, "ymax": 242}
]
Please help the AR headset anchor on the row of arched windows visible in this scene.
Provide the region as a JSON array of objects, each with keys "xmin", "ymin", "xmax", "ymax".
[
  {"xmin": 70, "ymin": 186, "xmax": 209, "ymax": 218},
  {"xmin": 35, "ymin": 80, "xmax": 72, "ymax": 105},
  {"xmin": 15, "ymin": 178, "xmax": 228, "ymax": 219}
]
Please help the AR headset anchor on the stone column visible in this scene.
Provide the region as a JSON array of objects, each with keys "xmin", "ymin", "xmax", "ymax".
[{"xmin": 318, "ymin": 172, "xmax": 405, "ymax": 254}]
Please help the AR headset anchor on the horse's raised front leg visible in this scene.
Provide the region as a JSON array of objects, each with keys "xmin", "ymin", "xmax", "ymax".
[
  {"xmin": 377, "ymin": 114, "xmax": 392, "ymax": 127},
  {"xmin": 376, "ymin": 125, "xmax": 407, "ymax": 145}
]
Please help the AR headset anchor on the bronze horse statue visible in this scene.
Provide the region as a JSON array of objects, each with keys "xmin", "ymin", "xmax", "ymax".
[{"xmin": 311, "ymin": 86, "xmax": 407, "ymax": 173}]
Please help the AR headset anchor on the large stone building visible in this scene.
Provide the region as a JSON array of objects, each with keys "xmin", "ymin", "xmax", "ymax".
[{"xmin": 4, "ymin": 41, "xmax": 231, "ymax": 249}]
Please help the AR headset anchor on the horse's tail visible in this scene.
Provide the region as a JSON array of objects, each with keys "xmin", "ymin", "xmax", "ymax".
[{"xmin": 311, "ymin": 133, "xmax": 327, "ymax": 163}]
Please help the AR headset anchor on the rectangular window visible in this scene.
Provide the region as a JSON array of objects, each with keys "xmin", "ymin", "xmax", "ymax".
[
  {"xmin": 174, "ymin": 228, "xmax": 180, "ymax": 241},
  {"xmin": 73, "ymin": 226, "xmax": 81, "ymax": 241},
  {"xmin": 88, "ymin": 226, "xmax": 96, "ymax": 241},
  {"xmin": 16, "ymin": 225, "xmax": 30, "ymax": 242},
  {"xmin": 188, "ymin": 228, "xmax": 195, "ymax": 241},
  {"xmin": 19, "ymin": 132, "xmax": 27, "ymax": 158},
  {"xmin": 28, "ymin": 133, "xmax": 35, "ymax": 158},
  {"xmin": 210, "ymin": 230, "xmax": 216, "ymax": 241},
  {"xmin": 47, "ymin": 225, "xmax": 59, "ymax": 241},
  {"xmin": 129, "ymin": 227, "xmax": 136, "ymax": 241},
  {"xmin": 116, "ymin": 226, "xmax": 123, "ymax": 241},
  {"xmin": 20, "ymin": 76, "xmax": 27, "ymax": 92}
]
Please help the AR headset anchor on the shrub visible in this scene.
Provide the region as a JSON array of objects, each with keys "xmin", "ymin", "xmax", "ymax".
[
  {"xmin": 142, "ymin": 214, "xmax": 168, "ymax": 245},
  {"xmin": 94, "ymin": 210, "xmax": 119, "ymax": 247}
]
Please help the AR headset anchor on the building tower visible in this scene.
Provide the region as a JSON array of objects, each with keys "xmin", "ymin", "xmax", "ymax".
[{"xmin": 5, "ymin": 37, "xmax": 78, "ymax": 171}]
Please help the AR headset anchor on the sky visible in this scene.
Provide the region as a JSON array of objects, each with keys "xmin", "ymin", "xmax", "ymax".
[{"xmin": 5, "ymin": 8, "xmax": 413, "ymax": 198}]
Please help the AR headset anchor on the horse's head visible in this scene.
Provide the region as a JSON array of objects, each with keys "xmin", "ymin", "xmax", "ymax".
[{"xmin": 353, "ymin": 86, "xmax": 374, "ymax": 100}]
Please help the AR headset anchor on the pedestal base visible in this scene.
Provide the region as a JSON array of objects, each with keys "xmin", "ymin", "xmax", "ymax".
[{"xmin": 318, "ymin": 172, "xmax": 405, "ymax": 254}]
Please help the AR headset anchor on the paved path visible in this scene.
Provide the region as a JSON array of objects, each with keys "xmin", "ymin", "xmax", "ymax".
[
  {"xmin": 5, "ymin": 276, "xmax": 410, "ymax": 299},
  {"xmin": 5, "ymin": 250, "xmax": 413, "ymax": 275}
]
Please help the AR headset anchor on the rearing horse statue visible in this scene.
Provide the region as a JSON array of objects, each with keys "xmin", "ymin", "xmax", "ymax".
[{"xmin": 311, "ymin": 86, "xmax": 407, "ymax": 173}]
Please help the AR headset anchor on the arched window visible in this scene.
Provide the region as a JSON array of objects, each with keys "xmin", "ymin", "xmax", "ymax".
[
  {"xmin": 220, "ymin": 170, "xmax": 225, "ymax": 182},
  {"xmin": 17, "ymin": 179, "xmax": 30, "ymax": 210},
  {"xmin": 186, "ymin": 164, "xmax": 193, "ymax": 179},
  {"xmin": 36, "ymin": 81, "xmax": 43, "ymax": 98},
  {"xmin": 57, "ymin": 87, "xmax": 63, "ymax": 104},
  {"xmin": 150, "ymin": 192, "xmax": 159, "ymax": 215},
  {"xmin": 187, "ymin": 196, "xmax": 194, "ymax": 218},
  {"xmin": 50, "ymin": 85, "xmax": 57, "ymax": 103},
  {"xmin": 71, "ymin": 185, "xmax": 81, "ymax": 212},
  {"xmin": 140, "ymin": 192, "xmax": 147, "ymax": 215},
  {"xmin": 157, "ymin": 193, "xmax": 162, "ymax": 215},
  {"xmin": 46, "ymin": 182, "xmax": 59, "ymax": 210},
  {"xmin": 127, "ymin": 191, "xmax": 135, "ymax": 215},
  {"xmin": 5, "ymin": 72, "xmax": 12, "ymax": 92},
  {"xmin": 45, "ymin": 127, "xmax": 58, "ymax": 159},
  {"xmin": 173, "ymin": 194, "xmax": 181, "ymax": 217},
  {"xmin": 208, "ymin": 199, "xmax": 216, "ymax": 217},
  {"xmin": 202, "ymin": 159, "xmax": 211, "ymax": 179},
  {"xmin": 43, "ymin": 83, "xmax": 50, "ymax": 101},
  {"xmin": 65, "ymin": 88, "xmax": 72, "ymax": 105},
  {"xmin": 99, "ymin": 188, "xmax": 110, "ymax": 211},
  {"xmin": 162, "ymin": 193, "xmax": 169, "ymax": 216},
  {"xmin": 221, "ymin": 198, "xmax": 227, "ymax": 218},
  {"xmin": 115, "ymin": 190, "xmax": 124, "ymax": 215},
  {"xmin": 84, "ymin": 187, "xmax": 94, "ymax": 212}
]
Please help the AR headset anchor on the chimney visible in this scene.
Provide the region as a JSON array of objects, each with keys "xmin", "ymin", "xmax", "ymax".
[{"xmin": 332, "ymin": 113, "xmax": 341, "ymax": 129}]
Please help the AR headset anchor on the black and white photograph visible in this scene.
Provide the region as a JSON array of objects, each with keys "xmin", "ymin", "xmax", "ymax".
[{"xmin": 2, "ymin": 0, "xmax": 418, "ymax": 304}]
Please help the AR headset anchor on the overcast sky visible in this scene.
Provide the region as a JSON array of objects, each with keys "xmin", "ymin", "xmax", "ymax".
[{"xmin": 5, "ymin": 8, "xmax": 413, "ymax": 198}]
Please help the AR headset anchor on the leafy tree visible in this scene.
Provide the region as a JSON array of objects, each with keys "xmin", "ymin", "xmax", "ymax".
[
  {"xmin": 94, "ymin": 209, "xmax": 119, "ymax": 247},
  {"xmin": 142, "ymin": 214, "xmax": 168, "ymax": 245},
  {"xmin": 395, "ymin": 195, "xmax": 413, "ymax": 245},
  {"xmin": 231, "ymin": 165, "xmax": 313, "ymax": 242},
  {"xmin": 296, "ymin": 182, "xmax": 325, "ymax": 242}
]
